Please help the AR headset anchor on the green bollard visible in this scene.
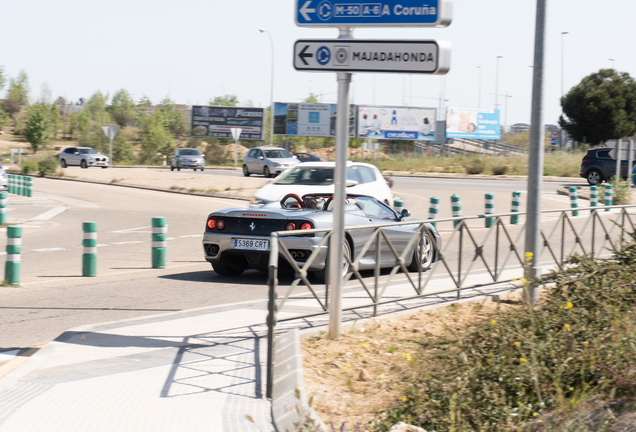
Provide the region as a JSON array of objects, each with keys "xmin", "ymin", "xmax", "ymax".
[
  {"xmin": 569, "ymin": 186, "xmax": 579, "ymax": 216},
  {"xmin": 428, "ymin": 197, "xmax": 439, "ymax": 229},
  {"xmin": 451, "ymin": 194, "xmax": 462, "ymax": 228},
  {"xmin": 25, "ymin": 177, "xmax": 32, "ymax": 197},
  {"xmin": 511, "ymin": 191, "xmax": 521, "ymax": 225},
  {"xmin": 152, "ymin": 217, "xmax": 167, "ymax": 269},
  {"xmin": 393, "ymin": 198, "xmax": 404, "ymax": 214},
  {"xmin": 17, "ymin": 176, "xmax": 23, "ymax": 196},
  {"xmin": 604, "ymin": 184, "xmax": 613, "ymax": 211},
  {"xmin": 590, "ymin": 185, "xmax": 598, "ymax": 212},
  {"xmin": 0, "ymin": 191, "xmax": 7, "ymax": 225},
  {"xmin": 8, "ymin": 175, "xmax": 13, "ymax": 195},
  {"xmin": 82, "ymin": 222, "xmax": 97, "ymax": 277},
  {"xmin": 485, "ymin": 193, "xmax": 494, "ymax": 228},
  {"xmin": 5, "ymin": 226, "xmax": 21, "ymax": 285}
]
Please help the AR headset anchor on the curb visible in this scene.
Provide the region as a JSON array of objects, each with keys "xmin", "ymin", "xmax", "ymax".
[
  {"xmin": 40, "ymin": 174, "xmax": 252, "ymax": 201},
  {"xmin": 382, "ymin": 170, "xmax": 586, "ymax": 183}
]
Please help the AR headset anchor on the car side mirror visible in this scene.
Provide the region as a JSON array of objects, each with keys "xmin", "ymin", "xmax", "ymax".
[
  {"xmin": 399, "ymin": 209, "xmax": 411, "ymax": 219},
  {"xmin": 293, "ymin": 155, "xmax": 297, "ymax": 158},
  {"xmin": 259, "ymin": 156, "xmax": 264, "ymax": 160}
]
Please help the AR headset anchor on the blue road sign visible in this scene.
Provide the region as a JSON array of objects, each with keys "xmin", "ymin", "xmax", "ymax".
[
  {"xmin": 295, "ymin": 0, "xmax": 452, "ymax": 27},
  {"xmin": 550, "ymin": 138, "xmax": 558, "ymax": 146}
]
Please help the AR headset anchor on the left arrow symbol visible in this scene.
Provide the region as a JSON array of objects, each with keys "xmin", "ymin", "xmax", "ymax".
[
  {"xmin": 299, "ymin": 45, "xmax": 313, "ymax": 65},
  {"xmin": 299, "ymin": 1, "xmax": 316, "ymax": 21}
]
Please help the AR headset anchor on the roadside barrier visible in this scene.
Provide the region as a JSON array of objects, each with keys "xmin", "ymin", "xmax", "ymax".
[
  {"xmin": 5, "ymin": 226, "xmax": 21, "ymax": 285},
  {"xmin": 83, "ymin": 222, "xmax": 97, "ymax": 277},
  {"xmin": 393, "ymin": 198, "xmax": 404, "ymax": 214},
  {"xmin": 569, "ymin": 186, "xmax": 579, "ymax": 217},
  {"xmin": 428, "ymin": 197, "xmax": 439, "ymax": 228},
  {"xmin": 0, "ymin": 191, "xmax": 6, "ymax": 225},
  {"xmin": 604, "ymin": 184, "xmax": 613, "ymax": 211},
  {"xmin": 8, "ymin": 175, "xmax": 14, "ymax": 194},
  {"xmin": 152, "ymin": 217, "xmax": 167, "ymax": 269},
  {"xmin": 451, "ymin": 194, "xmax": 461, "ymax": 227},
  {"xmin": 511, "ymin": 191, "xmax": 521, "ymax": 225},
  {"xmin": 590, "ymin": 185, "xmax": 598, "ymax": 212},
  {"xmin": 17, "ymin": 176, "xmax": 22, "ymax": 196},
  {"xmin": 25, "ymin": 176, "xmax": 32, "ymax": 197},
  {"xmin": 485, "ymin": 193, "xmax": 494, "ymax": 228}
]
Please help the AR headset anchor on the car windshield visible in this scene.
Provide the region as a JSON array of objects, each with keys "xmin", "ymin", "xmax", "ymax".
[
  {"xmin": 79, "ymin": 148, "xmax": 98, "ymax": 154},
  {"xmin": 275, "ymin": 167, "xmax": 334, "ymax": 185},
  {"xmin": 179, "ymin": 149, "xmax": 201, "ymax": 156},
  {"xmin": 264, "ymin": 149, "xmax": 292, "ymax": 159}
]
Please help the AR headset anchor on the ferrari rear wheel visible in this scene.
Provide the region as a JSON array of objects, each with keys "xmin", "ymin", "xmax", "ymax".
[
  {"xmin": 211, "ymin": 262, "xmax": 245, "ymax": 276},
  {"xmin": 407, "ymin": 231, "xmax": 434, "ymax": 272},
  {"xmin": 312, "ymin": 240, "xmax": 351, "ymax": 283}
]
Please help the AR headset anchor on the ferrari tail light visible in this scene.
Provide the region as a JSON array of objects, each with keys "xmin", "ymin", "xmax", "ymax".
[
  {"xmin": 207, "ymin": 218, "xmax": 216, "ymax": 230},
  {"xmin": 285, "ymin": 222, "xmax": 296, "ymax": 231},
  {"xmin": 301, "ymin": 222, "xmax": 313, "ymax": 230},
  {"xmin": 217, "ymin": 219, "xmax": 226, "ymax": 230}
]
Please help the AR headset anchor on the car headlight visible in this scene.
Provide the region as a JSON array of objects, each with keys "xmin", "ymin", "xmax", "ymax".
[{"xmin": 273, "ymin": 162, "xmax": 281, "ymax": 167}]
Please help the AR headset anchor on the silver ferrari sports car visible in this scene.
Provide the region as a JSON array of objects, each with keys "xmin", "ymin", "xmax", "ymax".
[{"xmin": 202, "ymin": 193, "xmax": 441, "ymax": 281}]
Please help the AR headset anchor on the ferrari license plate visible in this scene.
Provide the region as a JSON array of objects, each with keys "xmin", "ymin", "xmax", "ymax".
[{"xmin": 233, "ymin": 238, "xmax": 269, "ymax": 251}]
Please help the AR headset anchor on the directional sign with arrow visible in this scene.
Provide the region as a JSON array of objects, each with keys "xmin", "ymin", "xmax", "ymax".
[
  {"xmin": 295, "ymin": 0, "xmax": 452, "ymax": 27},
  {"xmin": 293, "ymin": 39, "xmax": 451, "ymax": 74}
]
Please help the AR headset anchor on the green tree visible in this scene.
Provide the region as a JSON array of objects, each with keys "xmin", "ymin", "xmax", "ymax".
[
  {"xmin": 210, "ymin": 94, "xmax": 239, "ymax": 107},
  {"xmin": 0, "ymin": 65, "xmax": 6, "ymax": 93},
  {"xmin": 109, "ymin": 89, "xmax": 138, "ymax": 126},
  {"xmin": 303, "ymin": 93, "xmax": 319, "ymax": 103},
  {"xmin": 139, "ymin": 111, "xmax": 174, "ymax": 163},
  {"xmin": 560, "ymin": 69, "xmax": 636, "ymax": 145},
  {"xmin": 24, "ymin": 104, "xmax": 52, "ymax": 153},
  {"xmin": 158, "ymin": 97, "xmax": 187, "ymax": 136},
  {"xmin": 0, "ymin": 106, "xmax": 9, "ymax": 131},
  {"xmin": 7, "ymin": 69, "xmax": 30, "ymax": 106}
]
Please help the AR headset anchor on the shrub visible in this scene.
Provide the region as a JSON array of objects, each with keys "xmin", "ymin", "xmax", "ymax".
[
  {"xmin": 37, "ymin": 156, "xmax": 59, "ymax": 176},
  {"xmin": 20, "ymin": 160, "xmax": 37, "ymax": 175},
  {"xmin": 604, "ymin": 177, "xmax": 632, "ymax": 205},
  {"xmin": 378, "ymin": 237, "xmax": 636, "ymax": 431},
  {"xmin": 491, "ymin": 165, "xmax": 509, "ymax": 175},
  {"xmin": 462, "ymin": 157, "xmax": 486, "ymax": 175}
]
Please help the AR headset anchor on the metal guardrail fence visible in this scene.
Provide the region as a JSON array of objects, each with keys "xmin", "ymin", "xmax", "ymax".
[{"xmin": 265, "ymin": 203, "xmax": 636, "ymax": 398}]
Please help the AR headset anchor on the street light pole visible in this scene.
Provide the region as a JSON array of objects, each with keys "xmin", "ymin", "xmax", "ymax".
[
  {"xmin": 495, "ymin": 55, "xmax": 503, "ymax": 110},
  {"xmin": 477, "ymin": 66, "xmax": 482, "ymax": 108},
  {"xmin": 609, "ymin": 58, "xmax": 615, "ymax": 69},
  {"xmin": 560, "ymin": 32, "xmax": 568, "ymax": 96},
  {"xmin": 259, "ymin": 28, "xmax": 275, "ymax": 146}
]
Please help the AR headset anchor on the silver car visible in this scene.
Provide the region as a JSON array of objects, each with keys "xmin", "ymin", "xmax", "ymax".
[
  {"xmin": 202, "ymin": 193, "xmax": 441, "ymax": 282},
  {"xmin": 59, "ymin": 147, "xmax": 109, "ymax": 169},
  {"xmin": 171, "ymin": 148, "xmax": 205, "ymax": 171},
  {"xmin": 242, "ymin": 147, "xmax": 299, "ymax": 178}
]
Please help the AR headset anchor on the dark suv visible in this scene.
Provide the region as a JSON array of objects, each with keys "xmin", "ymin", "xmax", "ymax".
[{"xmin": 580, "ymin": 147, "xmax": 629, "ymax": 185}]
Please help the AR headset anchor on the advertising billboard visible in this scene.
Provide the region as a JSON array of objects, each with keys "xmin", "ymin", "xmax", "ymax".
[
  {"xmin": 190, "ymin": 105, "xmax": 265, "ymax": 140},
  {"xmin": 356, "ymin": 105, "xmax": 436, "ymax": 140},
  {"xmin": 274, "ymin": 103, "xmax": 357, "ymax": 137},
  {"xmin": 445, "ymin": 107, "xmax": 501, "ymax": 140}
]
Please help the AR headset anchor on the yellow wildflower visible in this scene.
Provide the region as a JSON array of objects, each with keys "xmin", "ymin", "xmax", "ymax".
[
  {"xmin": 533, "ymin": 413, "xmax": 539, "ymax": 417},
  {"xmin": 514, "ymin": 342, "xmax": 521, "ymax": 346},
  {"xmin": 525, "ymin": 252, "xmax": 533, "ymax": 258},
  {"xmin": 519, "ymin": 358, "xmax": 527, "ymax": 362},
  {"xmin": 491, "ymin": 320, "xmax": 497, "ymax": 325},
  {"xmin": 564, "ymin": 324, "xmax": 571, "ymax": 329},
  {"xmin": 566, "ymin": 302, "xmax": 573, "ymax": 308},
  {"xmin": 402, "ymin": 397, "xmax": 407, "ymax": 401},
  {"xmin": 569, "ymin": 387, "xmax": 574, "ymax": 391}
]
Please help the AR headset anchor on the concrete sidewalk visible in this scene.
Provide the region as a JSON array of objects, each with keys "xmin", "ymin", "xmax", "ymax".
[{"xmin": 0, "ymin": 301, "xmax": 275, "ymax": 432}]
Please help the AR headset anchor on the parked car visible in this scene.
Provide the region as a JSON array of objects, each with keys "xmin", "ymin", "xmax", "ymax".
[
  {"xmin": 293, "ymin": 152, "xmax": 325, "ymax": 163},
  {"xmin": 202, "ymin": 193, "xmax": 441, "ymax": 281},
  {"xmin": 59, "ymin": 147, "xmax": 109, "ymax": 169},
  {"xmin": 250, "ymin": 161, "xmax": 394, "ymax": 207},
  {"xmin": 171, "ymin": 148, "xmax": 205, "ymax": 171},
  {"xmin": 242, "ymin": 147, "xmax": 300, "ymax": 177},
  {"xmin": 580, "ymin": 147, "xmax": 629, "ymax": 185},
  {"xmin": 0, "ymin": 164, "xmax": 7, "ymax": 191}
]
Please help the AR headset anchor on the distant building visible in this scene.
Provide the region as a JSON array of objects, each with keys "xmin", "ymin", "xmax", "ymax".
[
  {"xmin": 510, "ymin": 123, "xmax": 530, "ymax": 134},
  {"xmin": 137, "ymin": 104, "xmax": 191, "ymax": 115}
]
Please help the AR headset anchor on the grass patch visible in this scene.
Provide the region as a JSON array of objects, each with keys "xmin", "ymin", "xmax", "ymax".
[{"xmin": 372, "ymin": 239, "xmax": 636, "ymax": 431}]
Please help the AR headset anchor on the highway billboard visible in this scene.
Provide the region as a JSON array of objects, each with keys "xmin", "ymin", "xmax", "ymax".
[
  {"xmin": 190, "ymin": 105, "xmax": 265, "ymax": 140},
  {"xmin": 445, "ymin": 107, "xmax": 501, "ymax": 140},
  {"xmin": 356, "ymin": 105, "xmax": 436, "ymax": 140},
  {"xmin": 273, "ymin": 102, "xmax": 356, "ymax": 137}
]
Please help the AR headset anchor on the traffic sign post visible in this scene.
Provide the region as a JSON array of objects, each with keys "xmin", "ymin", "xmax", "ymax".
[
  {"xmin": 101, "ymin": 125, "xmax": 120, "ymax": 166},
  {"xmin": 230, "ymin": 128, "xmax": 242, "ymax": 168},
  {"xmin": 290, "ymin": 1, "xmax": 452, "ymax": 339},
  {"xmin": 295, "ymin": 0, "xmax": 452, "ymax": 27},
  {"xmin": 294, "ymin": 39, "xmax": 451, "ymax": 74}
]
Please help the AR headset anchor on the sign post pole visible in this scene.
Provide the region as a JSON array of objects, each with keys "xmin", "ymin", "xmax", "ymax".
[
  {"xmin": 230, "ymin": 128, "xmax": 243, "ymax": 169},
  {"xmin": 101, "ymin": 125, "xmax": 120, "ymax": 166},
  {"xmin": 328, "ymin": 28, "xmax": 353, "ymax": 339}
]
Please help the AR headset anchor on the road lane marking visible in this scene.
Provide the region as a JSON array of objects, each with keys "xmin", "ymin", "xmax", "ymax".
[
  {"xmin": 33, "ymin": 247, "xmax": 67, "ymax": 252},
  {"xmin": 111, "ymin": 241, "xmax": 144, "ymax": 245},
  {"xmin": 30, "ymin": 206, "xmax": 68, "ymax": 221},
  {"xmin": 111, "ymin": 226, "xmax": 151, "ymax": 234},
  {"xmin": 179, "ymin": 235, "xmax": 201, "ymax": 238}
]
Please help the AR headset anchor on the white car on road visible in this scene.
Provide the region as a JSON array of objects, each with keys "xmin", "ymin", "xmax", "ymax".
[{"xmin": 249, "ymin": 161, "xmax": 393, "ymax": 206}]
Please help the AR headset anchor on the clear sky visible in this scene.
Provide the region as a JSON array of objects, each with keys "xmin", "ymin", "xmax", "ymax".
[{"xmin": 0, "ymin": 0, "xmax": 633, "ymax": 128}]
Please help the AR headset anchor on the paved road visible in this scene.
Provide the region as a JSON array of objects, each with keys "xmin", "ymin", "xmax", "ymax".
[{"xmin": 0, "ymin": 175, "xmax": 595, "ymax": 350}]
